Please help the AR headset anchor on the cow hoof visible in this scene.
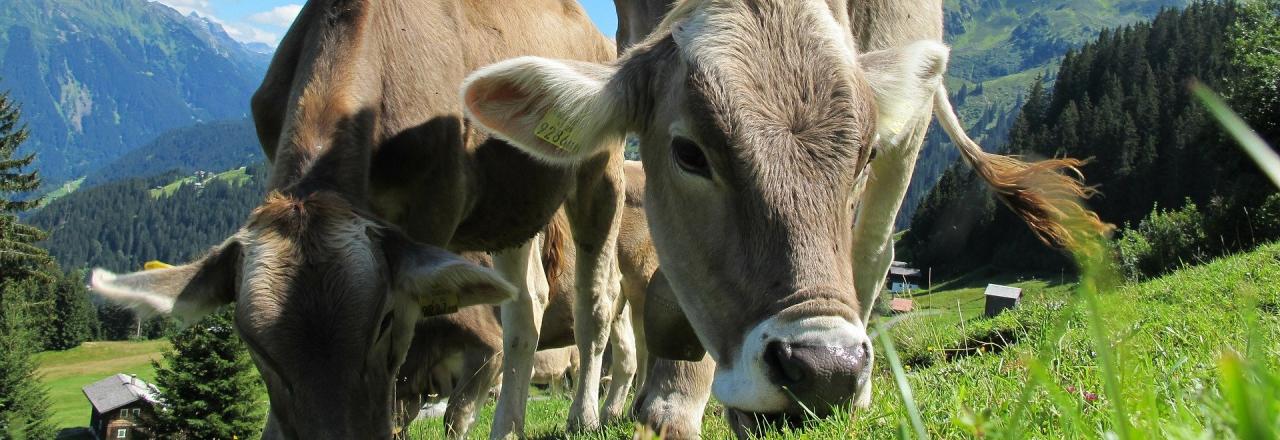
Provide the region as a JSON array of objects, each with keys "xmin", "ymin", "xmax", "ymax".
[{"xmin": 565, "ymin": 414, "xmax": 600, "ymax": 434}]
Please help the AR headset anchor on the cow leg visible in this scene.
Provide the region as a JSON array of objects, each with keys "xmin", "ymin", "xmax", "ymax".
[
  {"xmin": 490, "ymin": 237, "xmax": 550, "ymax": 439},
  {"xmin": 445, "ymin": 349, "xmax": 501, "ymax": 439},
  {"xmin": 631, "ymin": 355, "xmax": 715, "ymax": 440},
  {"xmin": 394, "ymin": 392, "xmax": 423, "ymax": 439},
  {"xmin": 564, "ymin": 152, "xmax": 626, "ymax": 432},
  {"xmin": 602, "ymin": 300, "xmax": 638, "ymax": 424},
  {"xmin": 622, "ymin": 273, "xmax": 650, "ymax": 389},
  {"xmin": 850, "ymin": 118, "xmax": 930, "ymax": 408}
]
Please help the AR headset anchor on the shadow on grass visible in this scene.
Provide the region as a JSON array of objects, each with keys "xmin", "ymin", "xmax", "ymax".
[{"xmin": 55, "ymin": 427, "xmax": 94, "ymax": 440}]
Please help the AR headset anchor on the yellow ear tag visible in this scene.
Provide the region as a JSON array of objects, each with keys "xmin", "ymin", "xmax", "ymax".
[
  {"xmin": 144, "ymin": 261, "xmax": 174, "ymax": 271},
  {"xmin": 420, "ymin": 292, "xmax": 459, "ymax": 317},
  {"xmin": 534, "ymin": 110, "xmax": 586, "ymax": 153}
]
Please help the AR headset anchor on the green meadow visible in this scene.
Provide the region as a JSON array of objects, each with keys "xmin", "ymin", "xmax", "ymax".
[
  {"xmin": 35, "ymin": 244, "xmax": 1278, "ymax": 438},
  {"xmin": 408, "ymin": 242, "xmax": 1280, "ymax": 439}
]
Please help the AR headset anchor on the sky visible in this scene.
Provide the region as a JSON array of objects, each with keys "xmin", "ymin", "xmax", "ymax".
[{"xmin": 152, "ymin": 0, "xmax": 619, "ymax": 46}]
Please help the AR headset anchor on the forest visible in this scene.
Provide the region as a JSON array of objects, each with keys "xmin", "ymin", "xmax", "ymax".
[{"xmin": 903, "ymin": 1, "xmax": 1280, "ymax": 278}]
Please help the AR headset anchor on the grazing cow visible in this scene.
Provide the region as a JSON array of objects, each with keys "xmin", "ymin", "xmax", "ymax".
[
  {"xmin": 532, "ymin": 346, "xmax": 581, "ymax": 395},
  {"xmin": 90, "ymin": 1, "xmax": 625, "ymax": 438},
  {"xmin": 463, "ymin": 0, "xmax": 1106, "ymax": 436},
  {"xmin": 394, "ymin": 215, "xmax": 637, "ymax": 438}
]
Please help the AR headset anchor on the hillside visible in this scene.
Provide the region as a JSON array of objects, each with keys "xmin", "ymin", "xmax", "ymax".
[
  {"xmin": 83, "ymin": 117, "xmax": 264, "ymax": 186},
  {"xmin": 906, "ymin": 2, "xmax": 1280, "ymax": 273},
  {"xmin": 28, "ymin": 163, "xmax": 268, "ymax": 271},
  {"xmin": 0, "ymin": 0, "xmax": 268, "ymax": 186},
  {"xmin": 897, "ymin": 0, "xmax": 1192, "ymax": 228}
]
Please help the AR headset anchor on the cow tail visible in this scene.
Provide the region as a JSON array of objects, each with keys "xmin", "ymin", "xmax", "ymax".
[{"xmin": 932, "ymin": 85, "xmax": 1112, "ymax": 252}]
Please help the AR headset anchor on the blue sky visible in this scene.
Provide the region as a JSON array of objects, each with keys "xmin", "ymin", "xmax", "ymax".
[{"xmin": 154, "ymin": 0, "xmax": 619, "ymax": 46}]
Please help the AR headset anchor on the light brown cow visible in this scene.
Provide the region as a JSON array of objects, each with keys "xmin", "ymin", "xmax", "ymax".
[
  {"xmin": 463, "ymin": 0, "xmax": 1105, "ymax": 437},
  {"xmin": 90, "ymin": 1, "xmax": 625, "ymax": 438},
  {"xmin": 393, "ymin": 215, "xmax": 637, "ymax": 439}
]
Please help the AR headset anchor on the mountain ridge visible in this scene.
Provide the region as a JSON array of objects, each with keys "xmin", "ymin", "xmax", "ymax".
[{"xmin": 0, "ymin": 0, "xmax": 269, "ymax": 186}]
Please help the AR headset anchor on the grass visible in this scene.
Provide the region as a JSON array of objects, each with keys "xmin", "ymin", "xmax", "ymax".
[
  {"xmin": 40, "ymin": 177, "xmax": 85, "ymax": 206},
  {"xmin": 34, "ymin": 340, "xmax": 169, "ymax": 430},
  {"xmin": 408, "ymin": 242, "xmax": 1280, "ymax": 439},
  {"xmin": 148, "ymin": 166, "xmax": 251, "ymax": 199}
]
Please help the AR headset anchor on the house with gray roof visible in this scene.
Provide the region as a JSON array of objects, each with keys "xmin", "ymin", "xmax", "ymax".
[{"xmin": 82, "ymin": 374, "xmax": 160, "ymax": 439}]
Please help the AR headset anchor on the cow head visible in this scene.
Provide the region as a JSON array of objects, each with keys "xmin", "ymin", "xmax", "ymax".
[
  {"xmin": 461, "ymin": 0, "xmax": 946, "ymax": 419},
  {"xmin": 90, "ymin": 189, "xmax": 515, "ymax": 439}
]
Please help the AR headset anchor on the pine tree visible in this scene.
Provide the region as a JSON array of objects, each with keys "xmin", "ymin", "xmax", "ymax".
[
  {"xmin": 43, "ymin": 270, "xmax": 98, "ymax": 351},
  {"xmin": 0, "ymin": 88, "xmax": 54, "ymax": 439},
  {"xmin": 0, "ymin": 281, "xmax": 54, "ymax": 440},
  {"xmin": 145, "ymin": 309, "xmax": 263, "ymax": 439},
  {"xmin": 0, "ymin": 91, "xmax": 51, "ymax": 284}
]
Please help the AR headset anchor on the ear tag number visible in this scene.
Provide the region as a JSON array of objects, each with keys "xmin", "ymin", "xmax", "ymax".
[
  {"xmin": 420, "ymin": 292, "xmax": 459, "ymax": 316},
  {"xmin": 534, "ymin": 110, "xmax": 585, "ymax": 153}
]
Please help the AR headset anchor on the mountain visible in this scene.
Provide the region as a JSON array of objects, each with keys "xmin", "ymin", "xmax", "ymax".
[
  {"xmin": 0, "ymin": 0, "xmax": 268, "ymax": 186},
  {"xmin": 83, "ymin": 117, "xmax": 264, "ymax": 186},
  {"xmin": 896, "ymin": 0, "xmax": 1193, "ymax": 229}
]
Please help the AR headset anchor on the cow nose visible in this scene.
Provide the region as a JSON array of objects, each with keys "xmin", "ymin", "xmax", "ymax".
[{"xmin": 763, "ymin": 338, "xmax": 869, "ymax": 411}]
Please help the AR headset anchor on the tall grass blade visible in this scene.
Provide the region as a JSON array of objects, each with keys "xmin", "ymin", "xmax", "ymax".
[
  {"xmin": 1191, "ymin": 82, "xmax": 1280, "ymax": 189},
  {"xmin": 874, "ymin": 322, "xmax": 930, "ymax": 440}
]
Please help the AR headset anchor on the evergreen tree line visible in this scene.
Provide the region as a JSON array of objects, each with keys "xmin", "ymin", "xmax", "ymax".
[
  {"xmin": 30, "ymin": 163, "xmax": 268, "ymax": 272},
  {"xmin": 24, "ymin": 163, "xmax": 268, "ymax": 341},
  {"xmin": 903, "ymin": 1, "xmax": 1280, "ymax": 277}
]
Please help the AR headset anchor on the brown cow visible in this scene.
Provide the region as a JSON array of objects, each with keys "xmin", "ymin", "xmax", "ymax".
[
  {"xmin": 394, "ymin": 214, "xmax": 637, "ymax": 439},
  {"xmin": 463, "ymin": 0, "xmax": 1104, "ymax": 437},
  {"xmin": 90, "ymin": 1, "xmax": 624, "ymax": 438}
]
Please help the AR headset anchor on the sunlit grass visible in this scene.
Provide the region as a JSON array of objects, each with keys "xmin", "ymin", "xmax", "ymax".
[{"xmin": 402, "ymin": 240, "xmax": 1280, "ymax": 438}]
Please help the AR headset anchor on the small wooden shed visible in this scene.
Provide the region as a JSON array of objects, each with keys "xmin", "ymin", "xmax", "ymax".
[{"xmin": 983, "ymin": 284, "xmax": 1022, "ymax": 317}]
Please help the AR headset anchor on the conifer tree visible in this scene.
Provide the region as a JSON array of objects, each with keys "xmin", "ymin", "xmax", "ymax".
[
  {"xmin": 43, "ymin": 270, "xmax": 98, "ymax": 350},
  {"xmin": 0, "ymin": 91, "xmax": 50, "ymax": 283},
  {"xmin": 146, "ymin": 309, "xmax": 263, "ymax": 439},
  {"xmin": 0, "ymin": 89, "xmax": 53, "ymax": 439},
  {"xmin": 0, "ymin": 281, "xmax": 53, "ymax": 440}
]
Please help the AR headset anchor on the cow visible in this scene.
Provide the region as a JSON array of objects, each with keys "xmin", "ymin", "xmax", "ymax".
[
  {"xmin": 394, "ymin": 214, "xmax": 637, "ymax": 438},
  {"xmin": 395, "ymin": 161, "xmax": 663, "ymax": 438},
  {"xmin": 88, "ymin": 1, "xmax": 625, "ymax": 438},
  {"xmin": 461, "ymin": 0, "xmax": 1106, "ymax": 437}
]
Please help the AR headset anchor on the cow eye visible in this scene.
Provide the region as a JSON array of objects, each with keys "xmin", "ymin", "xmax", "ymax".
[{"xmin": 671, "ymin": 136, "xmax": 710, "ymax": 178}]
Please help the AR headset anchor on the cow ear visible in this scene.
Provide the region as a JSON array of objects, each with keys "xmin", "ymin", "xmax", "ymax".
[
  {"xmin": 860, "ymin": 40, "xmax": 949, "ymax": 142},
  {"xmin": 90, "ymin": 239, "xmax": 241, "ymax": 325},
  {"xmin": 386, "ymin": 237, "xmax": 517, "ymax": 317},
  {"xmin": 644, "ymin": 269, "xmax": 706, "ymax": 361},
  {"xmin": 461, "ymin": 57, "xmax": 627, "ymax": 164}
]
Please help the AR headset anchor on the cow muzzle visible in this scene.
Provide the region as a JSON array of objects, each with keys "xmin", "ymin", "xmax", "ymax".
[{"xmin": 712, "ymin": 315, "xmax": 871, "ymax": 415}]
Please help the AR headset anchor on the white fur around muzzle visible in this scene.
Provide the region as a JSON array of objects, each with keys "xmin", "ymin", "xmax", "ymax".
[{"xmin": 711, "ymin": 316, "xmax": 867, "ymax": 413}]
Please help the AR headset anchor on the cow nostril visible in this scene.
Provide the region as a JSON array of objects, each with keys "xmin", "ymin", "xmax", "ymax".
[{"xmin": 764, "ymin": 340, "xmax": 806, "ymax": 385}]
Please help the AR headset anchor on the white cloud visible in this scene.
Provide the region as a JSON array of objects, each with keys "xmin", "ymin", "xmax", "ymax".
[
  {"xmin": 248, "ymin": 4, "xmax": 303, "ymax": 28},
  {"xmin": 150, "ymin": 0, "xmax": 280, "ymax": 46},
  {"xmin": 222, "ymin": 22, "xmax": 280, "ymax": 45},
  {"xmin": 152, "ymin": 0, "xmax": 213, "ymax": 16}
]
